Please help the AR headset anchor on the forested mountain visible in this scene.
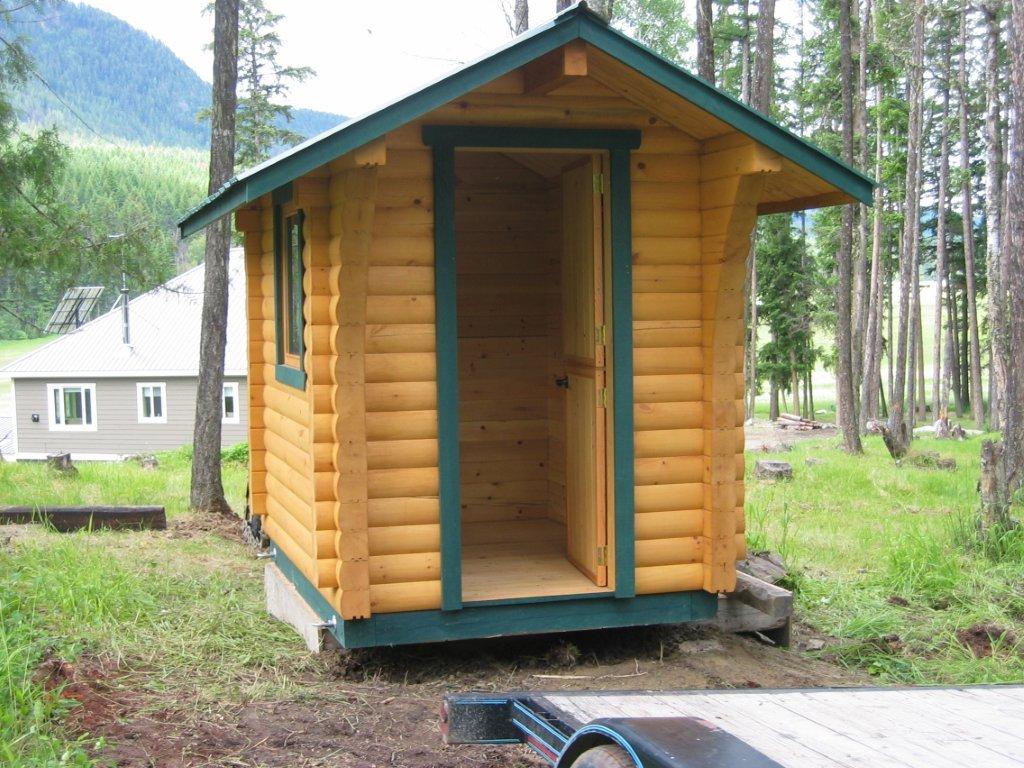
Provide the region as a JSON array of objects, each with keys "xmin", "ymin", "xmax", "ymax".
[
  {"xmin": 4, "ymin": 3, "xmax": 342, "ymax": 148},
  {"xmin": 0, "ymin": 143, "xmax": 208, "ymax": 338}
]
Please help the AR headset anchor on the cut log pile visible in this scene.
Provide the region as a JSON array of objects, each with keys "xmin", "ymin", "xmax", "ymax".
[{"xmin": 775, "ymin": 413, "xmax": 836, "ymax": 431}]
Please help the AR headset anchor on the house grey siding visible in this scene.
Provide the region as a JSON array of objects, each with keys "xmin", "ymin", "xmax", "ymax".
[{"xmin": 13, "ymin": 376, "xmax": 248, "ymax": 457}]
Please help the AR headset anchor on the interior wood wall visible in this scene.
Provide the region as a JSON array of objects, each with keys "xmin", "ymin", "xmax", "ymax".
[
  {"xmin": 240, "ymin": 68, "xmax": 752, "ymax": 619},
  {"xmin": 455, "ymin": 152, "xmax": 560, "ymax": 546}
]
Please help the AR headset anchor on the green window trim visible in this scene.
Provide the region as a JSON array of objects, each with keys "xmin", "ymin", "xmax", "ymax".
[{"xmin": 273, "ymin": 184, "xmax": 307, "ymax": 390}]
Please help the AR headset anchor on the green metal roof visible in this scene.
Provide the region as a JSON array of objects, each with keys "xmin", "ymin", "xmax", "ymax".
[{"xmin": 179, "ymin": 2, "xmax": 875, "ymax": 237}]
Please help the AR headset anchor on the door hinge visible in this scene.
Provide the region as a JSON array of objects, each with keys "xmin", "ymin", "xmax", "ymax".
[
  {"xmin": 595, "ymin": 324, "xmax": 607, "ymax": 345},
  {"xmin": 598, "ymin": 388, "xmax": 608, "ymax": 408},
  {"xmin": 593, "ymin": 172, "xmax": 604, "ymax": 194},
  {"xmin": 596, "ymin": 546, "xmax": 607, "ymax": 566}
]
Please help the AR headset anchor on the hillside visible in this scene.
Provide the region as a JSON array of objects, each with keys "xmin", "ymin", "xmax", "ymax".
[{"xmin": 5, "ymin": 2, "xmax": 343, "ymax": 149}]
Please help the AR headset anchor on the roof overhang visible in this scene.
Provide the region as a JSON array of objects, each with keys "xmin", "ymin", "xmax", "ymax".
[{"xmin": 179, "ymin": 3, "xmax": 875, "ymax": 237}]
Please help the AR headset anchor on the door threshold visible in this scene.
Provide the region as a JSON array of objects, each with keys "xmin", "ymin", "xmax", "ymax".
[{"xmin": 462, "ymin": 590, "xmax": 614, "ymax": 609}]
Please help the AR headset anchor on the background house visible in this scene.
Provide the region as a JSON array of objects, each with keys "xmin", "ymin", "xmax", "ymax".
[{"xmin": 2, "ymin": 250, "xmax": 248, "ymax": 460}]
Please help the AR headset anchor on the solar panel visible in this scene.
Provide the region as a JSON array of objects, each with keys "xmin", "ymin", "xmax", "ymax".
[{"xmin": 45, "ymin": 286, "xmax": 105, "ymax": 334}]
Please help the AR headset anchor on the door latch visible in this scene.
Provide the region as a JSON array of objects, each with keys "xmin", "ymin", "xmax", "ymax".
[{"xmin": 555, "ymin": 376, "xmax": 570, "ymax": 389}]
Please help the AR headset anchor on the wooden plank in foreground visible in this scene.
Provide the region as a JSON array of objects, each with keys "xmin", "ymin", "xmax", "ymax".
[
  {"xmin": 0, "ymin": 506, "xmax": 167, "ymax": 532},
  {"xmin": 542, "ymin": 686, "xmax": 1024, "ymax": 767}
]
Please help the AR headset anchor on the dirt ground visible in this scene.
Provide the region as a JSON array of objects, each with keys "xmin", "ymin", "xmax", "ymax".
[
  {"xmin": 50, "ymin": 621, "xmax": 865, "ymax": 768},
  {"xmin": 743, "ymin": 417, "xmax": 838, "ymax": 451}
]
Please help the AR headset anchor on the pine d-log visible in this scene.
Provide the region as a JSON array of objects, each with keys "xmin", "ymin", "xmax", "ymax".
[{"xmin": 0, "ymin": 506, "xmax": 167, "ymax": 532}]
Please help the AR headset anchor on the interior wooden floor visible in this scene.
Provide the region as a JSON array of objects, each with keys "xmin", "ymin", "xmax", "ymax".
[{"xmin": 461, "ymin": 519, "xmax": 610, "ymax": 603}]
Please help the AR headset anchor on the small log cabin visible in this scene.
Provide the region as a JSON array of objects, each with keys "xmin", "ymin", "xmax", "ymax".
[{"xmin": 180, "ymin": 3, "xmax": 873, "ymax": 649}]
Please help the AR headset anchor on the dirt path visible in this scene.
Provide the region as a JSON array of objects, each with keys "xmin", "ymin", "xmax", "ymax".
[{"xmin": 60, "ymin": 623, "xmax": 864, "ymax": 767}]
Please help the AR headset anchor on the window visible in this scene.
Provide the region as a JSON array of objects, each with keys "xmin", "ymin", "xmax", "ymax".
[
  {"xmin": 222, "ymin": 382, "xmax": 240, "ymax": 424},
  {"xmin": 137, "ymin": 382, "xmax": 167, "ymax": 424},
  {"xmin": 47, "ymin": 383, "xmax": 97, "ymax": 431},
  {"xmin": 274, "ymin": 199, "xmax": 306, "ymax": 389}
]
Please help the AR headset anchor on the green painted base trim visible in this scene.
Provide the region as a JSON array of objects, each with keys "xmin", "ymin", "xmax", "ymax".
[
  {"xmin": 270, "ymin": 540, "xmax": 339, "ymax": 625},
  {"xmin": 269, "ymin": 539, "xmax": 717, "ymax": 650},
  {"xmin": 463, "ymin": 589, "xmax": 612, "ymax": 609},
  {"xmin": 274, "ymin": 364, "xmax": 306, "ymax": 390}
]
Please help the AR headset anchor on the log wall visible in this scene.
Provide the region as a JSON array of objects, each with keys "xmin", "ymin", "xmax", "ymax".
[{"xmin": 239, "ymin": 65, "xmax": 759, "ymax": 618}]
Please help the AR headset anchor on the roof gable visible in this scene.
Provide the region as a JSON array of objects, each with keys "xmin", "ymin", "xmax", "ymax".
[{"xmin": 179, "ymin": 3, "xmax": 873, "ymax": 237}]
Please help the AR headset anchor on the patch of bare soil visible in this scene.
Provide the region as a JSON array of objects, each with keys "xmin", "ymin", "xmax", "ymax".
[
  {"xmin": 167, "ymin": 510, "xmax": 243, "ymax": 541},
  {"xmin": 955, "ymin": 622, "xmax": 1019, "ymax": 658},
  {"xmin": 56, "ymin": 624, "xmax": 865, "ymax": 767},
  {"xmin": 743, "ymin": 417, "xmax": 837, "ymax": 451}
]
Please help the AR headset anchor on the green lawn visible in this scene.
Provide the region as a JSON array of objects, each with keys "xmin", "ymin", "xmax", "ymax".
[
  {"xmin": 0, "ymin": 449, "xmax": 310, "ymax": 766},
  {"xmin": 1, "ymin": 438, "xmax": 1021, "ymax": 765},
  {"xmin": 746, "ymin": 434, "xmax": 1024, "ymax": 683}
]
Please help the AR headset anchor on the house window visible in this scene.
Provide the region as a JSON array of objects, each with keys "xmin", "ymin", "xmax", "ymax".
[
  {"xmin": 274, "ymin": 203, "xmax": 306, "ymax": 389},
  {"xmin": 137, "ymin": 383, "xmax": 167, "ymax": 424},
  {"xmin": 47, "ymin": 383, "xmax": 97, "ymax": 431},
  {"xmin": 222, "ymin": 382, "xmax": 240, "ymax": 424}
]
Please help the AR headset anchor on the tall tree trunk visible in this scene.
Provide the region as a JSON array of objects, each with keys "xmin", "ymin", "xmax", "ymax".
[
  {"xmin": 861, "ymin": 80, "xmax": 885, "ymax": 427},
  {"xmin": 958, "ymin": 288, "xmax": 966, "ymax": 409},
  {"xmin": 998, "ymin": 0, "xmax": 1024, "ymax": 505},
  {"xmin": 743, "ymin": 0, "xmax": 776, "ymax": 421},
  {"xmin": 740, "ymin": 0, "xmax": 751, "ymax": 103},
  {"xmin": 933, "ymin": 38, "xmax": 952, "ymax": 419},
  {"xmin": 556, "ymin": 0, "xmax": 572, "ymax": 10},
  {"xmin": 887, "ymin": 251, "xmax": 895, "ymax": 406},
  {"xmin": 751, "ymin": 0, "xmax": 775, "ymax": 111},
  {"xmin": 913, "ymin": 278, "xmax": 921, "ymax": 434},
  {"xmin": 888, "ymin": 0, "xmax": 925, "ymax": 455},
  {"xmin": 836, "ymin": 0, "xmax": 863, "ymax": 452},
  {"xmin": 697, "ymin": 0, "xmax": 714, "ymax": 83},
  {"xmin": 958, "ymin": 7, "xmax": 987, "ymax": 428},
  {"xmin": 852, "ymin": 0, "xmax": 871, "ymax": 394},
  {"xmin": 984, "ymin": 2, "xmax": 1006, "ymax": 430},
  {"xmin": 191, "ymin": 0, "xmax": 239, "ymax": 515},
  {"xmin": 916, "ymin": 284, "xmax": 926, "ymax": 421},
  {"xmin": 948, "ymin": 280, "xmax": 964, "ymax": 416}
]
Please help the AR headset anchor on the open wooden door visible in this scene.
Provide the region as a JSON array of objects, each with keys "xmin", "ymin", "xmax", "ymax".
[{"xmin": 560, "ymin": 155, "xmax": 608, "ymax": 587}]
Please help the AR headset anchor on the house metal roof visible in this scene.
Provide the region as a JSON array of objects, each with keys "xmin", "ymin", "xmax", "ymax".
[
  {"xmin": 179, "ymin": 2, "xmax": 874, "ymax": 237},
  {"xmin": 2, "ymin": 250, "xmax": 247, "ymax": 379}
]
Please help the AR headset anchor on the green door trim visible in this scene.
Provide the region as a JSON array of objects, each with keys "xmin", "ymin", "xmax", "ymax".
[{"xmin": 425, "ymin": 125, "xmax": 640, "ymax": 610}]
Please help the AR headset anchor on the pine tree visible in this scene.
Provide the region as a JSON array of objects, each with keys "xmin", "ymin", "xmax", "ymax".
[{"xmin": 234, "ymin": 0, "xmax": 313, "ymax": 170}]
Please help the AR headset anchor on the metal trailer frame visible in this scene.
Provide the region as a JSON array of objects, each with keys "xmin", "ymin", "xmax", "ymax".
[
  {"xmin": 442, "ymin": 692, "xmax": 781, "ymax": 767},
  {"xmin": 442, "ymin": 686, "xmax": 1024, "ymax": 768}
]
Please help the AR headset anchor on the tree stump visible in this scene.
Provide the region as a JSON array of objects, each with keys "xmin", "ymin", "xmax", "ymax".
[
  {"xmin": 46, "ymin": 453, "xmax": 77, "ymax": 476},
  {"xmin": 755, "ymin": 460, "xmax": 793, "ymax": 480},
  {"xmin": 879, "ymin": 420, "xmax": 909, "ymax": 460}
]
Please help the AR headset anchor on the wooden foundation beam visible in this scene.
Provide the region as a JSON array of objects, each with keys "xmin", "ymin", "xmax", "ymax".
[{"xmin": 0, "ymin": 506, "xmax": 167, "ymax": 532}]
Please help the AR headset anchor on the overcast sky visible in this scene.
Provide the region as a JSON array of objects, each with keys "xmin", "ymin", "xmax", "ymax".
[
  {"xmin": 83, "ymin": 1, "xmax": 810, "ymax": 120},
  {"xmin": 85, "ymin": 0, "xmax": 563, "ymax": 118}
]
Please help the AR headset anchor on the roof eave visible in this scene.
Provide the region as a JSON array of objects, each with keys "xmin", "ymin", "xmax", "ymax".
[{"xmin": 178, "ymin": 5, "xmax": 875, "ymax": 238}]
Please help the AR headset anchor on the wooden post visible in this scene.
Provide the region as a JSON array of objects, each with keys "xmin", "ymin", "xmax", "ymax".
[
  {"xmin": 330, "ymin": 164, "xmax": 379, "ymax": 620},
  {"xmin": 699, "ymin": 137, "xmax": 778, "ymax": 593}
]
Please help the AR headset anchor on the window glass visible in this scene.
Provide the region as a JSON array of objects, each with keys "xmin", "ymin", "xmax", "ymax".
[
  {"xmin": 48, "ymin": 384, "xmax": 96, "ymax": 430},
  {"xmin": 222, "ymin": 382, "xmax": 240, "ymax": 424},
  {"xmin": 138, "ymin": 384, "xmax": 165, "ymax": 422},
  {"xmin": 64, "ymin": 388, "xmax": 84, "ymax": 425},
  {"xmin": 285, "ymin": 215, "xmax": 303, "ymax": 359}
]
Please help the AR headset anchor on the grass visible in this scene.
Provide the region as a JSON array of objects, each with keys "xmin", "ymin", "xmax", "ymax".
[
  {"xmin": 0, "ymin": 447, "xmax": 311, "ymax": 767},
  {"xmin": 746, "ymin": 433, "xmax": 1024, "ymax": 684},
  {"xmin": 1, "ymin": 435, "xmax": 1021, "ymax": 763}
]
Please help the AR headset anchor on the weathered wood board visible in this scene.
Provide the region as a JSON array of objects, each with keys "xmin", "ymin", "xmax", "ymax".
[{"xmin": 544, "ymin": 686, "xmax": 1024, "ymax": 767}]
